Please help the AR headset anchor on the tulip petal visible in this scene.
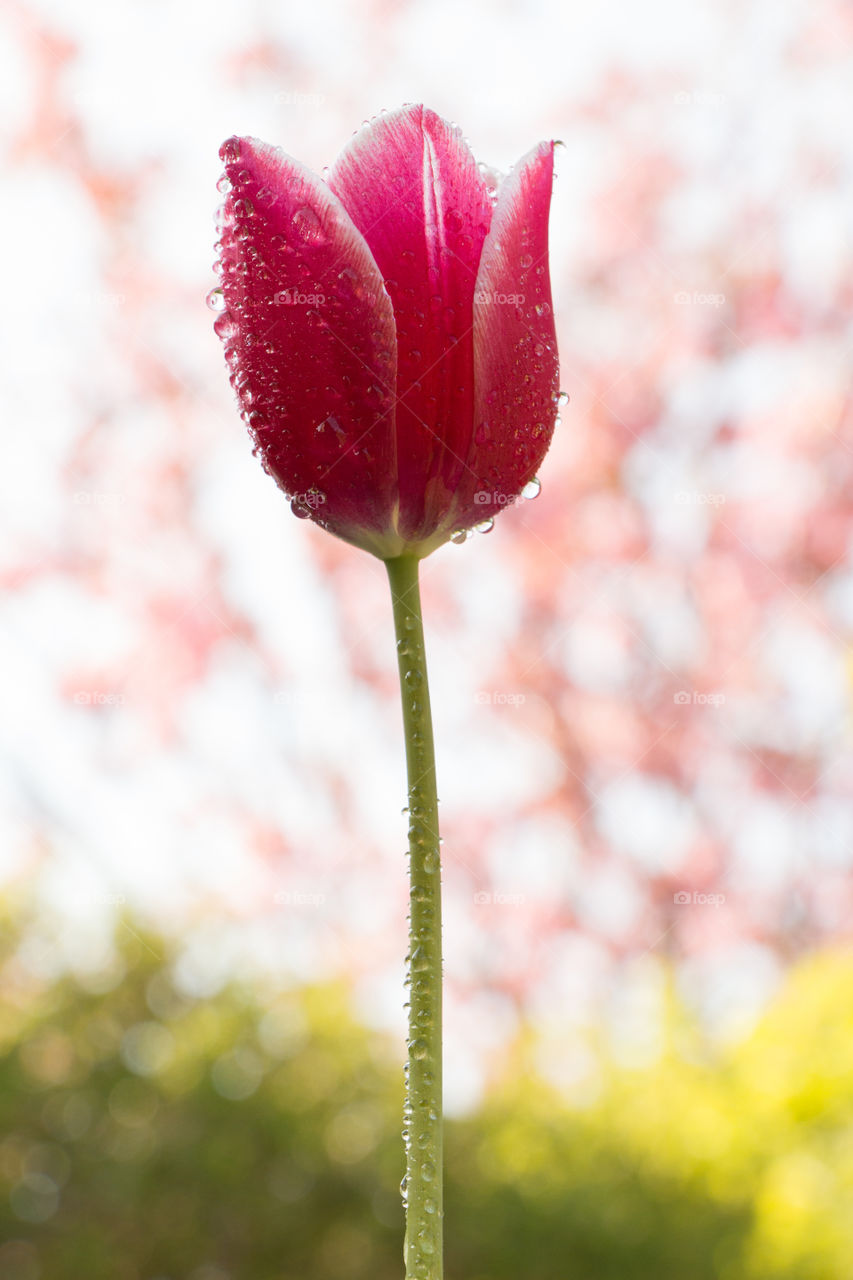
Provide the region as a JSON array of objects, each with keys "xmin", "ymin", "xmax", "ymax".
[
  {"xmin": 327, "ymin": 106, "xmax": 493, "ymax": 541},
  {"xmin": 455, "ymin": 141, "xmax": 560, "ymax": 528},
  {"xmin": 216, "ymin": 136, "xmax": 401, "ymax": 554}
]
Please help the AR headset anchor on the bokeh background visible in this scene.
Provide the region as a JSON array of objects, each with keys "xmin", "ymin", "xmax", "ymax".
[{"xmin": 2, "ymin": 0, "xmax": 853, "ymax": 1276}]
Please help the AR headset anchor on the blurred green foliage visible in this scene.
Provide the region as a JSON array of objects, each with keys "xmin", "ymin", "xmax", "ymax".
[{"xmin": 1, "ymin": 901, "xmax": 851, "ymax": 1280}]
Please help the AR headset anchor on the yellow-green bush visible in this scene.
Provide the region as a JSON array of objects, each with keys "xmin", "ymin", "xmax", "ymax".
[{"xmin": 1, "ymin": 903, "xmax": 851, "ymax": 1279}]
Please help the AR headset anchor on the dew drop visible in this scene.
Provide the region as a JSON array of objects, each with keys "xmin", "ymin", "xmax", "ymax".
[
  {"xmin": 216, "ymin": 175, "xmax": 232, "ymax": 194},
  {"xmin": 417, "ymin": 1230, "xmax": 435, "ymax": 1255},
  {"xmin": 410, "ymin": 1038, "xmax": 429, "ymax": 1060},
  {"xmin": 290, "ymin": 498, "xmax": 311, "ymax": 519},
  {"xmin": 219, "ymin": 137, "xmax": 241, "ymax": 164},
  {"xmin": 557, "ymin": 390, "xmax": 570, "ymax": 406},
  {"xmin": 521, "ymin": 476, "xmax": 542, "ymax": 501},
  {"xmin": 213, "ymin": 311, "xmax": 235, "ymax": 339},
  {"xmin": 293, "ymin": 205, "xmax": 325, "ymax": 243},
  {"xmin": 450, "ymin": 530, "xmax": 468, "ymax": 545},
  {"xmin": 405, "ymin": 669, "xmax": 423, "ymax": 688},
  {"xmin": 233, "ymin": 197, "xmax": 254, "ymax": 219},
  {"xmin": 421, "ymin": 1160, "xmax": 437, "ymax": 1181},
  {"xmin": 206, "ymin": 287, "xmax": 225, "ymax": 312},
  {"xmin": 422, "ymin": 849, "xmax": 439, "ymax": 874},
  {"xmin": 475, "ymin": 518, "xmax": 495, "ymax": 534},
  {"xmin": 519, "ymin": 253, "xmax": 533, "ymax": 268},
  {"xmin": 424, "ymin": 1196, "xmax": 437, "ymax": 1213}
]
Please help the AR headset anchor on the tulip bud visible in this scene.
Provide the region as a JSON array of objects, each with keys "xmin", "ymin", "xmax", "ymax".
[{"xmin": 212, "ymin": 105, "xmax": 560, "ymax": 560}]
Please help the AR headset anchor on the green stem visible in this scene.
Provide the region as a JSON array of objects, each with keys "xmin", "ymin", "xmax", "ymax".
[{"xmin": 385, "ymin": 554, "xmax": 443, "ymax": 1280}]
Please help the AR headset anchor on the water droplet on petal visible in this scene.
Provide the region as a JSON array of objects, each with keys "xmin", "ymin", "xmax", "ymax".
[
  {"xmin": 475, "ymin": 518, "xmax": 495, "ymax": 534},
  {"xmin": 233, "ymin": 197, "xmax": 254, "ymax": 219},
  {"xmin": 521, "ymin": 476, "xmax": 542, "ymax": 501},
  {"xmin": 450, "ymin": 530, "xmax": 468, "ymax": 545},
  {"xmin": 519, "ymin": 253, "xmax": 533, "ymax": 268},
  {"xmin": 557, "ymin": 390, "xmax": 570, "ymax": 406},
  {"xmin": 216, "ymin": 175, "xmax": 232, "ymax": 194},
  {"xmin": 293, "ymin": 205, "xmax": 325, "ymax": 243},
  {"xmin": 206, "ymin": 287, "xmax": 225, "ymax": 312},
  {"xmin": 213, "ymin": 311, "xmax": 236, "ymax": 339},
  {"xmin": 219, "ymin": 137, "xmax": 241, "ymax": 164},
  {"xmin": 291, "ymin": 498, "xmax": 311, "ymax": 519}
]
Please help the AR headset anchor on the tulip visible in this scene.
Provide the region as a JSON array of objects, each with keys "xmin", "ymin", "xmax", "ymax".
[
  {"xmin": 211, "ymin": 104, "xmax": 559, "ymax": 561},
  {"xmin": 210, "ymin": 106, "xmax": 560, "ymax": 1280}
]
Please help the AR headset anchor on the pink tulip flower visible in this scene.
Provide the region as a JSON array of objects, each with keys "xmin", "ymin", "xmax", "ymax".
[{"xmin": 211, "ymin": 104, "xmax": 559, "ymax": 560}]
